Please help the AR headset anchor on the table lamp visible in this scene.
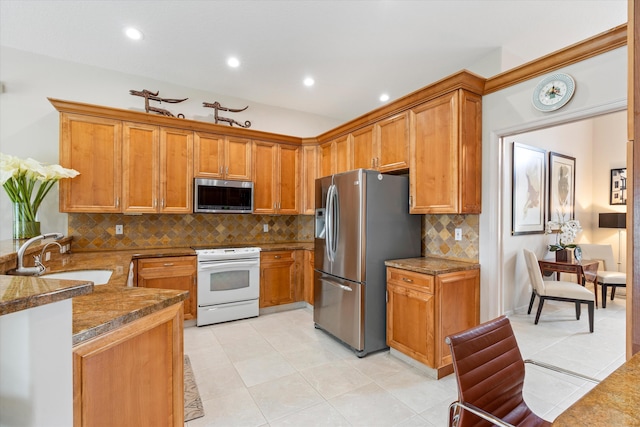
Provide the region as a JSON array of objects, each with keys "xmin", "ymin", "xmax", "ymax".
[{"xmin": 599, "ymin": 212, "xmax": 626, "ymax": 271}]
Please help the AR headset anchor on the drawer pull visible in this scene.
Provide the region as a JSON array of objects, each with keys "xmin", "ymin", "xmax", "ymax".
[
  {"xmin": 163, "ymin": 263, "xmax": 174, "ymax": 267},
  {"xmin": 402, "ymin": 277, "xmax": 413, "ymax": 283},
  {"xmin": 274, "ymin": 255, "xmax": 281, "ymax": 259}
]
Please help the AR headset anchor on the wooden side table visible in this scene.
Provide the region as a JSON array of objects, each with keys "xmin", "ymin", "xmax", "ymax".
[{"xmin": 537, "ymin": 259, "xmax": 600, "ymax": 307}]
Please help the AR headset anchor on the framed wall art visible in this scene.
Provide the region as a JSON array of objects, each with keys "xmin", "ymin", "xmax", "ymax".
[
  {"xmin": 512, "ymin": 143, "xmax": 546, "ymax": 235},
  {"xmin": 610, "ymin": 168, "xmax": 627, "ymax": 205},
  {"xmin": 548, "ymin": 152, "xmax": 576, "ymax": 223}
]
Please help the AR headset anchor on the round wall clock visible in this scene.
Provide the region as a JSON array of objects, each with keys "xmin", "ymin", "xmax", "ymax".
[{"xmin": 532, "ymin": 73, "xmax": 576, "ymax": 112}]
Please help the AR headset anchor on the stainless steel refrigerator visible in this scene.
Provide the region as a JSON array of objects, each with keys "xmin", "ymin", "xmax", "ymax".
[{"xmin": 314, "ymin": 169, "xmax": 421, "ymax": 357}]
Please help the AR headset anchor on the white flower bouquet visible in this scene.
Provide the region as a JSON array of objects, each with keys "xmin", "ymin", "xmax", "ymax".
[
  {"xmin": 1, "ymin": 153, "xmax": 79, "ymax": 236},
  {"xmin": 545, "ymin": 219, "xmax": 582, "ymax": 251}
]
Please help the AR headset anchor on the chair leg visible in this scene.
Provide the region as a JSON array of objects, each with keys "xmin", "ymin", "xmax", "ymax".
[
  {"xmin": 611, "ymin": 286, "xmax": 616, "ymax": 300},
  {"xmin": 528, "ymin": 292, "xmax": 536, "ymax": 314},
  {"xmin": 534, "ymin": 298, "xmax": 545, "ymax": 325},
  {"xmin": 587, "ymin": 301, "xmax": 594, "ymax": 333},
  {"xmin": 575, "ymin": 302, "xmax": 581, "ymax": 320},
  {"xmin": 602, "ymin": 284, "xmax": 608, "ymax": 309}
]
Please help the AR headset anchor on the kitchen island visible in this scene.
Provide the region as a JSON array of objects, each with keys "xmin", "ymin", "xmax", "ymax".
[{"xmin": 0, "ymin": 243, "xmax": 190, "ymax": 427}]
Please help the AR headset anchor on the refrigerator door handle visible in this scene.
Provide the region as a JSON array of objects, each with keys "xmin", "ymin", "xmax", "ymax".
[
  {"xmin": 325, "ymin": 184, "xmax": 334, "ymax": 262},
  {"xmin": 319, "ymin": 276, "xmax": 353, "ymax": 292}
]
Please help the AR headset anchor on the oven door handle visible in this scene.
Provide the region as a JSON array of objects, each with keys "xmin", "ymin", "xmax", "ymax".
[{"xmin": 198, "ymin": 260, "xmax": 259, "ymax": 270}]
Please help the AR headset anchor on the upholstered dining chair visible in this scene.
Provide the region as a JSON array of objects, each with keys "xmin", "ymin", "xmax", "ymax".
[
  {"xmin": 445, "ymin": 315, "xmax": 599, "ymax": 427},
  {"xmin": 578, "ymin": 244, "xmax": 626, "ymax": 308},
  {"xmin": 523, "ymin": 249, "xmax": 595, "ymax": 332}
]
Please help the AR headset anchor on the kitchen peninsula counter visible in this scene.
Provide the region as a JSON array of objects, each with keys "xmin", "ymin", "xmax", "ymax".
[{"xmin": 385, "ymin": 256, "xmax": 480, "ymax": 275}]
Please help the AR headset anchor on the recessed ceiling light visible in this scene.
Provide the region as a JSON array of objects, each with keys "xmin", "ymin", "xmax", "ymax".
[
  {"xmin": 303, "ymin": 77, "xmax": 315, "ymax": 87},
  {"xmin": 379, "ymin": 93, "xmax": 390, "ymax": 102},
  {"xmin": 227, "ymin": 57, "xmax": 240, "ymax": 68},
  {"xmin": 125, "ymin": 27, "xmax": 143, "ymax": 40}
]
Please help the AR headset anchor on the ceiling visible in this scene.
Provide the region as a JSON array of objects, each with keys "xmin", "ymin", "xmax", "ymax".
[{"xmin": 0, "ymin": 1, "xmax": 628, "ymax": 122}]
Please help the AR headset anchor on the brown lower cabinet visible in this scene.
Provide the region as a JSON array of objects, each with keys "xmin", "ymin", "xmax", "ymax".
[
  {"xmin": 303, "ymin": 249, "xmax": 315, "ymax": 305},
  {"xmin": 72, "ymin": 303, "xmax": 184, "ymax": 427},
  {"xmin": 259, "ymin": 250, "xmax": 300, "ymax": 307},
  {"xmin": 136, "ymin": 256, "xmax": 197, "ymax": 320},
  {"xmin": 386, "ymin": 266, "xmax": 480, "ymax": 379}
]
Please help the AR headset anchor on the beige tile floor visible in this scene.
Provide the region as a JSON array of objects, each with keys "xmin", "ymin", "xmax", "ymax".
[{"xmin": 184, "ymin": 293, "xmax": 626, "ymax": 427}]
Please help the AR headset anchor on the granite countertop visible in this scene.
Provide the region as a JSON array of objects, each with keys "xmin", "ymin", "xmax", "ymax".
[
  {"xmin": 552, "ymin": 351, "xmax": 640, "ymax": 426},
  {"xmin": 0, "ymin": 275, "xmax": 93, "ymax": 316},
  {"xmin": 1, "ymin": 241, "xmax": 313, "ymax": 346},
  {"xmin": 385, "ymin": 256, "xmax": 480, "ymax": 275}
]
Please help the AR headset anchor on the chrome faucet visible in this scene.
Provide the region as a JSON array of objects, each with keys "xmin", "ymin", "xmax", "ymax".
[{"xmin": 9, "ymin": 233, "xmax": 64, "ymax": 276}]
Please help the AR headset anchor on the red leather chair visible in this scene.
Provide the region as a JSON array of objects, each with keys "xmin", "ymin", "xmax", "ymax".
[{"xmin": 445, "ymin": 315, "xmax": 599, "ymax": 427}]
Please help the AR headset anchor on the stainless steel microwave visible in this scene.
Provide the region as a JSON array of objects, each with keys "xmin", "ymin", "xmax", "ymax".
[{"xmin": 194, "ymin": 178, "xmax": 254, "ymax": 213}]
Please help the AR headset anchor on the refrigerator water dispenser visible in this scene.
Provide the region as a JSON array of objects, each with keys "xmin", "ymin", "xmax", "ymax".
[{"xmin": 315, "ymin": 208, "xmax": 326, "ymax": 239}]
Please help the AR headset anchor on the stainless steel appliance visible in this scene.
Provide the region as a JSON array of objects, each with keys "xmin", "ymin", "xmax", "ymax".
[
  {"xmin": 314, "ymin": 169, "xmax": 421, "ymax": 357},
  {"xmin": 194, "ymin": 178, "xmax": 253, "ymax": 213},
  {"xmin": 196, "ymin": 247, "xmax": 261, "ymax": 326}
]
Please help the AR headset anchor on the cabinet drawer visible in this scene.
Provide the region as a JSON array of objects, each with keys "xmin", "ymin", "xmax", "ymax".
[
  {"xmin": 387, "ymin": 267, "xmax": 434, "ymax": 293},
  {"xmin": 138, "ymin": 256, "xmax": 196, "ymax": 270},
  {"xmin": 261, "ymin": 251, "xmax": 294, "ymax": 263}
]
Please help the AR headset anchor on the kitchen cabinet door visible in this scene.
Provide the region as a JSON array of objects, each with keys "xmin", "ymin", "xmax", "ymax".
[
  {"xmin": 136, "ymin": 256, "xmax": 197, "ymax": 320},
  {"xmin": 303, "ymin": 249, "xmax": 315, "ymax": 305},
  {"xmin": 253, "ymin": 141, "xmax": 299, "ymax": 214},
  {"xmin": 319, "ymin": 141, "xmax": 334, "ymax": 178},
  {"xmin": 409, "ymin": 90, "xmax": 481, "ymax": 214},
  {"xmin": 377, "ymin": 112, "xmax": 410, "ymax": 172},
  {"xmin": 225, "ymin": 136, "xmax": 253, "ymax": 181},
  {"xmin": 260, "ymin": 251, "xmax": 297, "ymax": 307},
  {"xmin": 278, "ymin": 144, "xmax": 300, "ymax": 214},
  {"xmin": 194, "ymin": 133, "xmax": 251, "ymax": 181},
  {"xmin": 386, "ymin": 268, "xmax": 435, "ymax": 367},
  {"xmin": 253, "ymin": 141, "xmax": 278, "ymax": 214},
  {"xmin": 352, "ymin": 125, "xmax": 376, "ymax": 170},
  {"xmin": 59, "ymin": 114, "xmax": 122, "ymax": 212},
  {"xmin": 300, "ymin": 145, "xmax": 319, "ymax": 215},
  {"xmin": 123, "ymin": 124, "xmax": 192, "ymax": 213},
  {"xmin": 193, "ymin": 132, "xmax": 225, "ymax": 178},
  {"xmin": 122, "ymin": 122, "xmax": 159, "ymax": 213},
  {"xmin": 333, "ymin": 134, "xmax": 352, "ymax": 174},
  {"xmin": 160, "ymin": 128, "xmax": 193, "ymax": 213},
  {"xmin": 72, "ymin": 303, "xmax": 184, "ymax": 427}
]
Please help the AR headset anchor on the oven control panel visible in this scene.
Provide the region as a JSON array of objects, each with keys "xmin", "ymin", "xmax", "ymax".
[{"xmin": 195, "ymin": 247, "xmax": 261, "ymax": 259}]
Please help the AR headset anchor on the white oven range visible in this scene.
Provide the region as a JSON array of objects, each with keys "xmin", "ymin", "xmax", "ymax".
[{"xmin": 196, "ymin": 247, "xmax": 261, "ymax": 326}]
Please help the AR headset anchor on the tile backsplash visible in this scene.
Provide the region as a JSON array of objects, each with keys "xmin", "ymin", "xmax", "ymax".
[
  {"xmin": 68, "ymin": 213, "xmax": 314, "ymax": 251},
  {"xmin": 68, "ymin": 213, "xmax": 478, "ymax": 261}
]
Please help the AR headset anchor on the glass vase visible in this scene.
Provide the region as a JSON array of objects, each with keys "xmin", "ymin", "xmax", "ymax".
[{"xmin": 13, "ymin": 203, "xmax": 40, "ymax": 239}]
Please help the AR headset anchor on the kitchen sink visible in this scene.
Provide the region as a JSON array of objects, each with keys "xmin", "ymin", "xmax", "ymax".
[{"xmin": 41, "ymin": 269, "xmax": 113, "ymax": 285}]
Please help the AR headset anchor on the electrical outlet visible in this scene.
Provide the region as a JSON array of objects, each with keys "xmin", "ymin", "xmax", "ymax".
[
  {"xmin": 116, "ymin": 224, "xmax": 124, "ymax": 235},
  {"xmin": 455, "ymin": 228, "xmax": 462, "ymax": 241},
  {"xmin": 263, "ymin": 224, "xmax": 269, "ymax": 233},
  {"xmin": 45, "ymin": 251, "xmax": 51, "ymax": 261}
]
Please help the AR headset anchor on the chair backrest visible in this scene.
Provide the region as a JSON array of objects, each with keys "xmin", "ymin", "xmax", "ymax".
[
  {"xmin": 578, "ymin": 244, "xmax": 616, "ymax": 271},
  {"xmin": 523, "ymin": 249, "xmax": 546, "ymax": 295},
  {"xmin": 446, "ymin": 316, "xmax": 530, "ymax": 426}
]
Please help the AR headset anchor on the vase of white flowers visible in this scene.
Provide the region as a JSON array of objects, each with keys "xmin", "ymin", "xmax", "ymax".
[
  {"xmin": 545, "ymin": 219, "xmax": 582, "ymax": 263},
  {"xmin": 1, "ymin": 153, "xmax": 79, "ymax": 239}
]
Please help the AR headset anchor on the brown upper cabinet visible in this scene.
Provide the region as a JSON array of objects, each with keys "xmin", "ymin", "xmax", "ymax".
[
  {"xmin": 122, "ymin": 123, "xmax": 193, "ymax": 214},
  {"xmin": 253, "ymin": 141, "xmax": 300, "ymax": 214},
  {"xmin": 59, "ymin": 113, "xmax": 123, "ymax": 213},
  {"xmin": 409, "ymin": 89, "xmax": 482, "ymax": 214},
  {"xmin": 194, "ymin": 132, "xmax": 252, "ymax": 181},
  {"xmin": 352, "ymin": 113, "xmax": 410, "ymax": 172},
  {"xmin": 300, "ymin": 145, "xmax": 319, "ymax": 215}
]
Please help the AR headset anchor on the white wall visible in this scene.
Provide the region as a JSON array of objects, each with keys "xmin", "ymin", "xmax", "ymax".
[
  {"xmin": 480, "ymin": 46, "xmax": 627, "ymax": 319},
  {"xmin": 0, "ymin": 47, "xmax": 343, "ymax": 240},
  {"xmin": 503, "ymin": 120, "xmax": 596, "ymax": 311}
]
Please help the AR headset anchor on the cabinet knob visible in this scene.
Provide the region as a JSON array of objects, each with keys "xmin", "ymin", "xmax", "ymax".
[{"xmin": 402, "ymin": 277, "xmax": 413, "ymax": 283}]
